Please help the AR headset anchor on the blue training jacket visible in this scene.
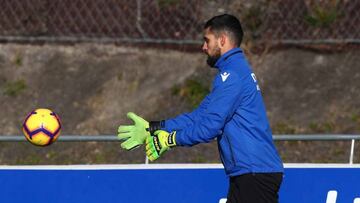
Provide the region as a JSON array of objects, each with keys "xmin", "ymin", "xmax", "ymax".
[{"xmin": 162, "ymin": 47, "xmax": 284, "ymax": 177}]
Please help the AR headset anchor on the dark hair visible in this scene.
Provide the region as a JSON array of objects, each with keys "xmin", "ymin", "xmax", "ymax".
[{"xmin": 204, "ymin": 14, "xmax": 243, "ymax": 47}]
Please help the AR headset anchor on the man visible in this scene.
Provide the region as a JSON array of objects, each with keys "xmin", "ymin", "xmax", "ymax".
[{"xmin": 118, "ymin": 14, "xmax": 283, "ymax": 203}]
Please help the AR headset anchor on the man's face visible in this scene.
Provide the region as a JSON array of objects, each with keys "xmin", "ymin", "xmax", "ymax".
[
  {"xmin": 202, "ymin": 28, "xmax": 221, "ymax": 67},
  {"xmin": 202, "ymin": 28, "xmax": 221, "ymax": 57}
]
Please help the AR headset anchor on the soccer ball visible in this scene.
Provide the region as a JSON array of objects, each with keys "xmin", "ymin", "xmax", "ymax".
[{"xmin": 22, "ymin": 108, "xmax": 61, "ymax": 146}]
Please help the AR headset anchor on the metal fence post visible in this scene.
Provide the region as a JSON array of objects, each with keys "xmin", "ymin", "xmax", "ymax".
[
  {"xmin": 145, "ymin": 155, "xmax": 149, "ymax": 164},
  {"xmin": 350, "ymin": 139, "xmax": 355, "ymax": 164}
]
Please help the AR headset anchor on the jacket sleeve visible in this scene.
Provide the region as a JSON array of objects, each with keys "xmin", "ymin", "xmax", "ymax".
[{"xmin": 173, "ymin": 72, "xmax": 244, "ymax": 146}]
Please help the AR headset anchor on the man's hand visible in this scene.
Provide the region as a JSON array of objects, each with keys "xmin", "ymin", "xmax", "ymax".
[
  {"xmin": 146, "ymin": 130, "xmax": 176, "ymax": 161},
  {"xmin": 118, "ymin": 112, "xmax": 150, "ymax": 150}
]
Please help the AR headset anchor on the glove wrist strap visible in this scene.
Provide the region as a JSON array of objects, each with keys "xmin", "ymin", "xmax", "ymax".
[
  {"xmin": 148, "ymin": 121, "xmax": 165, "ymax": 136},
  {"xmin": 167, "ymin": 131, "xmax": 177, "ymax": 147}
]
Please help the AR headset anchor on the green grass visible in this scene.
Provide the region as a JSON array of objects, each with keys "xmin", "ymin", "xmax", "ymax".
[
  {"xmin": 272, "ymin": 122, "xmax": 296, "ymax": 134},
  {"xmin": 95, "ymin": 153, "xmax": 106, "ymax": 163},
  {"xmin": 3, "ymin": 79, "xmax": 27, "ymax": 96},
  {"xmin": 15, "ymin": 155, "xmax": 41, "ymax": 165},
  {"xmin": 172, "ymin": 78, "xmax": 209, "ymax": 108},
  {"xmin": 157, "ymin": 0, "xmax": 179, "ymax": 8},
  {"xmin": 46, "ymin": 151, "xmax": 57, "ymax": 159},
  {"xmin": 117, "ymin": 72, "xmax": 123, "ymax": 81},
  {"xmin": 304, "ymin": 2, "xmax": 340, "ymax": 28},
  {"xmin": 191, "ymin": 156, "xmax": 207, "ymax": 163},
  {"xmin": 350, "ymin": 113, "xmax": 360, "ymax": 122},
  {"xmin": 308, "ymin": 121, "xmax": 335, "ymax": 133},
  {"xmin": 13, "ymin": 53, "xmax": 23, "ymax": 67}
]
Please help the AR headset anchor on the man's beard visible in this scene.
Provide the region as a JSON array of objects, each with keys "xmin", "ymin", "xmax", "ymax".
[{"xmin": 206, "ymin": 47, "xmax": 221, "ymax": 68}]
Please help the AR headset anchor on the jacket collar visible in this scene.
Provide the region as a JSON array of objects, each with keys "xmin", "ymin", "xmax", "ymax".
[{"xmin": 214, "ymin": 47, "xmax": 243, "ymax": 71}]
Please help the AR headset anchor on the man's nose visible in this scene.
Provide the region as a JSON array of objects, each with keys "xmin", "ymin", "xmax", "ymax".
[{"xmin": 202, "ymin": 43, "xmax": 207, "ymax": 52}]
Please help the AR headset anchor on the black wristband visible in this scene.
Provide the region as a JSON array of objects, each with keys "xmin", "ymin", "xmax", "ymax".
[{"xmin": 148, "ymin": 120, "xmax": 165, "ymax": 136}]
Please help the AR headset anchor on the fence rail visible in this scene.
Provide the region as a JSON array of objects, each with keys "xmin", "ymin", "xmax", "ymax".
[
  {"xmin": 1, "ymin": 134, "xmax": 358, "ymax": 164},
  {"xmin": 1, "ymin": 134, "xmax": 360, "ymax": 142}
]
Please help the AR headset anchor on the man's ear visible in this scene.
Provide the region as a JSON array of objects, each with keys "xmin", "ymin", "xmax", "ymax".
[{"xmin": 219, "ymin": 34, "xmax": 226, "ymax": 47}]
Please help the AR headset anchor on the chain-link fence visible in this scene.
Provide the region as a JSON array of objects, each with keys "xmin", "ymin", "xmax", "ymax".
[
  {"xmin": 0, "ymin": 0, "xmax": 359, "ymax": 45},
  {"xmin": 0, "ymin": 0, "xmax": 203, "ymax": 44},
  {"xmin": 229, "ymin": 0, "xmax": 360, "ymax": 44}
]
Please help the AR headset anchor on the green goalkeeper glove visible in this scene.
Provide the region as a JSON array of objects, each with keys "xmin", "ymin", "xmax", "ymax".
[
  {"xmin": 146, "ymin": 130, "xmax": 177, "ymax": 161},
  {"xmin": 117, "ymin": 112, "xmax": 150, "ymax": 150}
]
